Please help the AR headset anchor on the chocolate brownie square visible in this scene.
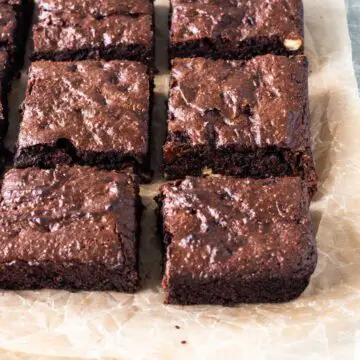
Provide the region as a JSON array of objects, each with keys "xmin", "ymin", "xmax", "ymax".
[
  {"xmin": 156, "ymin": 176, "xmax": 317, "ymax": 305},
  {"xmin": 15, "ymin": 60, "xmax": 152, "ymax": 180},
  {"xmin": 164, "ymin": 55, "xmax": 317, "ymax": 196},
  {"xmin": 0, "ymin": 166, "xmax": 141, "ymax": 292},
  {"xmin": 169, "ymin": 0, "xmax": 304, "ymax": 60},
  {"xmin": 31, "ymin": 0, "xmax": 154, "ymax": 66}
]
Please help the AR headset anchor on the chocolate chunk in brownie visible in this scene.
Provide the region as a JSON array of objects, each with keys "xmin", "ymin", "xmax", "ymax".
[
  {"xmin": 31, "ymin": 0, "xmax": 154, "ymax": 66},
  {"xmin": 15, "ymin": 60, "xmax": 152, "ymax": 180},
  {"xmin": 0, "ymin": 165, "xmax": 141, "ymax": 292},
  {"xmin": 156, "ymin": 176, "xmax": 317, "ymax": 305},
  {"xmin": 169, "ymin": 0, "xmax": 304, "ymax": 59},
  {"xmin": 164, "ymin": 55, "xmax": 317, "ymax": 196}
]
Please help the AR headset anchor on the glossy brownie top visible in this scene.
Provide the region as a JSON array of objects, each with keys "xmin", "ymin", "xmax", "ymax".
[
  {"xmin": 170, "ymin": 0, "xmax": 303, "ymax": 50},
  {"xmin": 160, "ymin": 176, "xmax": 316, "ymax": 280},
  {"xmin": 33, "ymin": 0, "xmax": 153, "ymax": 54},
  {"xmin": 0, "ymin": 5, "xmax": 17, "ymax": 47},
  {"xmin": 18, "ymin": 60, "xmax": 150, "ymax": 159},
  {"xmin": 166, "ymin": 55, "xmax": 309, "ymax": 151},
  {"xmin": 0, "ymin": 166, "xmax": 139, "ymax": 266}
]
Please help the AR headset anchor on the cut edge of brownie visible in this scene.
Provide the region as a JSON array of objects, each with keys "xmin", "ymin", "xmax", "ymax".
[
  {"xmin": 30, "ymin": 43, "xmax": 155, "ymax": 68},
  {"xmin": 163, "ymin": 145, "xmax": 317, "ymax": 197},
  {"xmin": 155, "ymin": 176, "xmax": 317, "ymax": 306},
  {"xmin": 14, "ymin": 142, "xmax": 153, "ymax": 183},
  {"xmin": 169, "ymin": 36, "xmax": 304, "ymax": 62}
]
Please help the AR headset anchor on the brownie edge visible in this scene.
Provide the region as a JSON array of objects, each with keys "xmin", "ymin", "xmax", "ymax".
[{"xmin": 156, "ymin": 176, "xmax": 317, "ymax": 306}]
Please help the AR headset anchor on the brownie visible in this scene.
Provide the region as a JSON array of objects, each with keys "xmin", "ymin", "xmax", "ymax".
[
  {"xmin": 0, "ymin": 166, "xmax": 141, "ymax": 292},
  {"xmin": 156, "ymin": 176, "xmax": 317, "ymax": 305},
  {"xmin": 164, "ymin": 55, "xmax": 317, "ymax": 196},
  {"xmin": 169, "ymin": 0, "xmax": 304, "ymax": 60},
  {"xmin": 0, "ymin": 0, "xmax": 31, "ymax": 70},
  {"xmin": 0, "ymin": 50, "xmax": 9, "ymax": 136},
  {"xmin": 15, "ymin": 60, "xmax": 152, "ymax": 180},
  {"xmin": 31, "ymin": 0, "xmax": 154, "ymax": 66}
]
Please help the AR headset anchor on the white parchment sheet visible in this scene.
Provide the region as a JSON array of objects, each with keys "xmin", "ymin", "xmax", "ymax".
[{"xmin": 1, "ymin": 0, "xmax": 360, "ymax": 358}]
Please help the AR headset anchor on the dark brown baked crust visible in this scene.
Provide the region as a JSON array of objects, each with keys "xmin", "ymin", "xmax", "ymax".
[
  {"xmin": 0, "ymin": 5, "xmax": 17, "ymax": 50},
  {"xmin": 0, "ymin": 50, "xmax": 8, "ymax": 137},
  {"xmin": 0, "ymin": 165, "xmax": 141, "ymax": 291},
  {"xmin": 169, "ymin": 0, "xmax": 304, "ymax": 59},
  {"xmin": 31, "ymin": 0, "xmax": 154, "ymax": 65},
  {"xmin": 0, "ymin": 0, "xmax": 32, "ymax": 70},
  {"xmin": 15, "ymin": 60, "xmax": 152, "ymax": 179},
  {"xmin": 156, "ymin": 176, "xmax": 317, "ymax": 305},
  {"xmin": 164, "ymin": 55, "xmax": 317, "ymax": 196}
]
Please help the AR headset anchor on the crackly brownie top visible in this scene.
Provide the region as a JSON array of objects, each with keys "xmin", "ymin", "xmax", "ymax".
[
  {"xmin": 18, "ymin": 60, "xmax": 150, "ymax": 157},
  {"xmin": 161, "ymin": 176, "xmax": 315, "ymax": 280},
  {"xmin": 0, "ymin": 166, "xmax": 138, "ymax": 265},
  {"xmin": 170, "ymin": 0, "xmax": 303, "ymax": 50},
  {"xmin": 166, "ymin": 55, "xmax": 308, "ymax": 151},
  {"xmin": 33, "ymin": 0, "xmax": 153, "ymax": 54},
  {"xmin": 0, "ymin": 5, "xmax": 17, "ymax": 47}
]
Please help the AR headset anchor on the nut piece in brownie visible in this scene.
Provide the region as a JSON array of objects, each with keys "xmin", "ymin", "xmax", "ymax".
[
  {"xmin": 0, "ymin": 166, "xmax": 141, "ymax": 292},
  {"xmin": 164, "ymin": 55, "xmax": 317, "ymax": 196},
  {"xmin": 31, "ymin": 0, "xmax": 154, "ymax": 65},
  {"xmin": 15, "ymin": 60, "xmax": 152, "ymax": 180},
  {"xmin": 169, "ymin": 0, "xmax": 304, "ymax": 59},
  {"xmin": 156, "ymin": 176, "xmax": 317, "ymax": 305}
]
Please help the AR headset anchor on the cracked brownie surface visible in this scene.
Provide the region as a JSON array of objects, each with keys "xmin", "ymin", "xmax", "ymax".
[
  {"xmin": 32, "ymin": 0, "xmax": 154, "ymax": 64},
  {"xmin": 164, "ymin": 55, "xmax": 317, "ymax": 195},
  {"xmin": 157, "ymin": 175, "xmax": 317, "ymax": 305},
  {"xmin": 0, "ymin": 165, "xmax": 141, "ymax": 291},
  {"xmin": 170, "ymin": 0, "xmax": 304, "ymax": 59},
  {"xmin": 15, "ymin": 60, "xmax": 151, "ymax": 176}
]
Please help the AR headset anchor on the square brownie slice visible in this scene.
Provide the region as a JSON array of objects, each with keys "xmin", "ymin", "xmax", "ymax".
[
  {"xmin": 169, "ymin": 0, "xmax": 304, "ymax": 59},
  {"xmin": 15, "ymin": 60, "xmax": 152, "ymax": 181},
  {"xmin": 156, "ymin": 176, "xmax": 317, "ymax": 305},
  {"xmin": 164, "ymin": 55, "xmax": 317, "ymax": 196},
  {"xmin": 0, "ymin": 166, "xmax": 141, "ymax": 292},
  {"xmin": 31, "ymin": 0, "xmax": 154, "ymax": 66}
]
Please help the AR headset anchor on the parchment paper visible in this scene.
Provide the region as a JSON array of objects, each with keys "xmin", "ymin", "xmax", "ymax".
[{"xmin": 1, "ymin": 0, "xmax": 360, "ymax": 358}]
